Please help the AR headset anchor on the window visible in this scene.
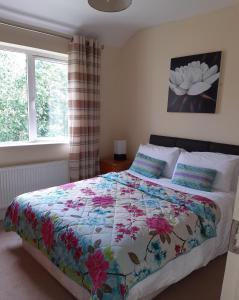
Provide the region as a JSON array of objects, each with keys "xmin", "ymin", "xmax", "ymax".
[
  {"xmin": 0, "ymin": 44, "xmax": 68, "ymax": 144},
  {"xmin": 35, "ymin": 58, "xmax": 68, "ymax": 139}
]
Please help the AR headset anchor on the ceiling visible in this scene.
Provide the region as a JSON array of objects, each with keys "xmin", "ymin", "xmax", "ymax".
[{"xmin": 0, "ymin": 0, "xmax": 237, "ymax": 47}]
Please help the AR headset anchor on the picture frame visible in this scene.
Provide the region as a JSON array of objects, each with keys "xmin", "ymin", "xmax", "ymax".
[{"xmin": 167, "ymin": 51, "xmax": 222, "ymax": 113}]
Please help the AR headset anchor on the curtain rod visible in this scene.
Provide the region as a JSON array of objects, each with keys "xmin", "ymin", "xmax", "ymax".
[{"xmin": 0, "ymin": 19, "xmax": 105, "ymax": 49}]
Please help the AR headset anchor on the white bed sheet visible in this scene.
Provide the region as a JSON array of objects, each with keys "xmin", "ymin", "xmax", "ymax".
[{"xmin": 127, "ymin": 170, "xmax": 235, "ymax": 300}]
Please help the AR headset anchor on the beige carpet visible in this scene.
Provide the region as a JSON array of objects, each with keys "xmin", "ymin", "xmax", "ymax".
[{"xmin": 0, "ymin": 228, "xmax": 226, "ymax": 300}]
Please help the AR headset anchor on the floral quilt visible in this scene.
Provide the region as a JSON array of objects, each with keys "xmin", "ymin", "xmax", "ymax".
[{"xmin": 4, "ymin": 171, "xmax": 221, "ymax": 300}]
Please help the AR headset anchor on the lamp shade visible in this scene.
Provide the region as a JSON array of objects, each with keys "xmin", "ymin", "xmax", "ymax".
[
  {"xmin": 88, "ymin": 0, "xmax": 132, "ymax": 12},
  {"xmin": 114, "ymin": 140, "xmax": 127, "ymax": 160}
]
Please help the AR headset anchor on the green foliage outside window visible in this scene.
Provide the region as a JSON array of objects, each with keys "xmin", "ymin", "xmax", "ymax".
[
  {"xmin": 0, "ymin": 50, "xmax": 28, "ymax": 142},
  {"xmin": 0, "ymin": 49, "xmax": 68, "ymax": 143},
  {"xmin": 35, "ymin": 59, "xmax": 68, "ymax": 138}
]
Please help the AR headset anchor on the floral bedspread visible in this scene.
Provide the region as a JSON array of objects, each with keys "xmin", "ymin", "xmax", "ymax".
[{"xmin": 4, "ymin": 171, "xmax": 221, "ymax": 300}]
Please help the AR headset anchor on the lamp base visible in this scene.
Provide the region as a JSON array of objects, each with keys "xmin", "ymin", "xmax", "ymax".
[{"xmin": 114, "ymin": 154, "xmax": 127, "ymax": 161}]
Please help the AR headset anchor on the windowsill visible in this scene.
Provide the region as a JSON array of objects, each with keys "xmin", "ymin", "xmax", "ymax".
[{"xmin": 0, "ymin": 139, "xmax": 69, "ymax": 148}]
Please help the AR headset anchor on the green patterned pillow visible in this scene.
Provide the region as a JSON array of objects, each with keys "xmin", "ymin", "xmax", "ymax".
[
  {"xmin": 130, "ymin": 152, "xmax": 166, "ymax": 178},
  {"xmin": 172, "ymin": 163, "xmax": 217, "ymax": 192}
]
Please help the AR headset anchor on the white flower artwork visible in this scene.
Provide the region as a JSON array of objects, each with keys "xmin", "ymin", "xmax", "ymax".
[{"xmin": 167, "ymin": 52, "xmax": 221, "ymax": 113}]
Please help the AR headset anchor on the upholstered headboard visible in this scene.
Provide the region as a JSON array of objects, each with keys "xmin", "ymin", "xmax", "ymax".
[{"xmin": 149, "ymin": 135, "xmax": 239, "ymax": 156}]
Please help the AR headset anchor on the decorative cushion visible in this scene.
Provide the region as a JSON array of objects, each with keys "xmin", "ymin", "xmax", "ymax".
[
  {"xmin": 138, "ymin": 144, "xmax": 181, "ymax": 178},
  {"xmin": 130, "ymin": 152, "xmax": 166, "ymax": 179},
  {"xmin": 172, "ymin": 163, "xmax": 217, "ymax": 192},
  {"xmin": 176, "ymin": 151, "xmax": 239, "ymax": 192}
]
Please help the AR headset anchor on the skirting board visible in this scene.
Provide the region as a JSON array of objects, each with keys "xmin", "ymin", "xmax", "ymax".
[{"xmin": 22, "ymin": 240, "xmax": 91, "ymax": 300}]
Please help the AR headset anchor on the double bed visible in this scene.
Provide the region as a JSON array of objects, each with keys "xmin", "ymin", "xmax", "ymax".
[{"xmin": 4, "ymin": 135, "xmax": 239, "ymax": 300}]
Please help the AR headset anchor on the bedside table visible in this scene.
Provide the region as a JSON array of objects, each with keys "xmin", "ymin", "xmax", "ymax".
[{"xmin": 100, "ymin": 158, "xmax": 132, "ymax": 174}]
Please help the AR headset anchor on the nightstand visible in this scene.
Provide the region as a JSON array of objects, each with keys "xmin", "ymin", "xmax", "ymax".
[{"xmin": 100, "ymin": 158, "xmax": 132, "ymax": 174}]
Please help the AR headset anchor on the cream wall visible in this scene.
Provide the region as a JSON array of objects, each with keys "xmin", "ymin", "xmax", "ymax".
[
  {"xmin": 121, "ymin": 4, "xmax": 239, "ymax": 157},
  {"xmin": 100, "ymin": 46, "xmax": 124, "ymax": 158},
  {"xmin": 0, "ymin": 143, "xmax": 70, "ymax": 167},
  {"xmin": 0, "ymin": 24, "xmax": 122, "ymax": 166}
]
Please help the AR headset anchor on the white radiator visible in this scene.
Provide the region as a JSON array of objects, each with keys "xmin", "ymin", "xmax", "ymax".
[{"xmin": 0, "ymin": 160, "xmax": 69, "ymax": 219}]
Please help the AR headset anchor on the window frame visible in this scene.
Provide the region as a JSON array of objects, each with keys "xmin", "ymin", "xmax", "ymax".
[{"xmin": 0, "ymin": 42, "xmax": 68, "ymax": 146}]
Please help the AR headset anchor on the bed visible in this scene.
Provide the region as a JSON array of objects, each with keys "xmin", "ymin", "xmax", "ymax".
[{"xmin": 4, "ymin": 135, "xmax": 239, "ymax": 300}]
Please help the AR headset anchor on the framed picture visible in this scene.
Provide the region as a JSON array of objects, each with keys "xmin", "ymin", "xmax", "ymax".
[{"xmin": 167, "ymin": 51, "xmax": 222, "ymax": 113}]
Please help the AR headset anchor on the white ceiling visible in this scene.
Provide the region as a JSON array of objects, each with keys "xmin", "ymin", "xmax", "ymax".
[{"xmin": 0, "ymin": 0, "xmax": 237, "ymax": 47}]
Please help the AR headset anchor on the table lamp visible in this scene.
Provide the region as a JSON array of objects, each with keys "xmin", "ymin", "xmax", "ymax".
[{"xmin": 114, "ymin": 140, "xmax": 127, "ymax": 161}]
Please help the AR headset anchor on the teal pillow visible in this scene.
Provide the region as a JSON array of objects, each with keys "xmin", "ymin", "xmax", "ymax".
[
  {"xmin": 130, "ymin": 152, "xmax": 166, "ymax": 179},
  {"xmin": 172, "ymin": 163, "xmax": 217, "ymax": 192}
]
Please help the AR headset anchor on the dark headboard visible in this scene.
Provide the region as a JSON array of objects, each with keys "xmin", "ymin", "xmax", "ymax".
[{"xmin": 149, "ymin": 135, "xmax": 239, "ymax": 156}]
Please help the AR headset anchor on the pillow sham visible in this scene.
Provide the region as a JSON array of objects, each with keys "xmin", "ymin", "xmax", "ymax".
[
  {"xmin": 175, "ymin": 151, "xmax": 239, "ymax": 192},
  {"xmin": 138, "ymin": 144, "xmax": 181, "ymax": 178},
  {"xmin": 172, "ymin": 163, "xmax": 217, "ymax": 192},
  {"xmin": 129, "ymin": 152, "xmax": 166, "ymax": 179}
]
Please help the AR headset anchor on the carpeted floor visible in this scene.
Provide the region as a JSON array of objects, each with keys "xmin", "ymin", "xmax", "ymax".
[{"xmin": 0, "ymin": 228, "xmax": 226, "ymax": 300}]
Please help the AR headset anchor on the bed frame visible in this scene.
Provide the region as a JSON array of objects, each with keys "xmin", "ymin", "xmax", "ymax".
[
  {"xmin": 23, "ymin": 134, "xmax": 239, "ymax": 300},
  {"xmin": 149, "ymin": 134, "xmax": 239, "ymax": 155}
]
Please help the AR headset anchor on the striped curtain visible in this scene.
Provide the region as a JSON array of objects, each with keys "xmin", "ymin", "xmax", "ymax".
[{"xmin": 68, "ymin": 36, "xmax": 101, "ymax": 182}]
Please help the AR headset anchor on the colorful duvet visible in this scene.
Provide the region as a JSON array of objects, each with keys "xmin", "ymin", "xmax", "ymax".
[{"xmin": 4, "ymin": 171, "xmax": 221, "ymax": 300}]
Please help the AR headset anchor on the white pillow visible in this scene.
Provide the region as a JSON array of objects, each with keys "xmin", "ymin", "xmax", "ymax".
[
  {"xmin": 137, "ymin": 144, "xmax": 181, "ymax": 178},
  {"xmin": 175, "ymin": 151, "xmax": 239, "ymax": 192}
]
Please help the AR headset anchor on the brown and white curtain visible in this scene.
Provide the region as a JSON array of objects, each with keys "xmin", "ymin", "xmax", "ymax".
[{"xmin": 68, "ymin": 36, "xmax": 101, "ymax": 182}]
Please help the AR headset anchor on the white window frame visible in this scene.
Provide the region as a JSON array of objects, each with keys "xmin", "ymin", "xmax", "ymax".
[{"xmin": 0, "ymin": 42, "xmax": 68, "ymax": 146}]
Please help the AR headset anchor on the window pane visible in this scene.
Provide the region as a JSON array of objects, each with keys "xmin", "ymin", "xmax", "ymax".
[
  {"xmin": 0, "ymin": 49, "xmax": 28, "ymax": 142},
  {"xmin": 35, "ymin": 58, "xmax": 68, "ymax": 138}
]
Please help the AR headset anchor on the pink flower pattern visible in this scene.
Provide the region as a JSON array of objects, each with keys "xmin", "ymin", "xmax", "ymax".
[
  {"xmin": 122, "ymin": 204, "xmax": 145, "ymax": 217},
  {"xmin": 115, "ymin": 223, "xmax": 140, "ymax": 242},
  {"xmin": 146, "ymin": 216, "xmax": 173, "ymax": 235},
  {"xmin": 92, "ymin": 196, "xmax": 115, "ymax": 208},
  {"xmin": 171, "ymin": 204, "xmax": 189, "ymax": 217},
  {"xmin": 81, "ymin": 187, "xmax": 96, "ymax": 196},
  {"xmin": 120, "ymin": 187, "xmax": 135, "ymax": 195},
  {"xmin": 175, "ymin": 244, "xmax": 186, "ymax": 257},
  {"xmin": 86, "ymin": 249, "xmax": 109, "ymax": 290},
  {"xmin": 74, "ymin": 246, "xmax": 83, "ymax": 261},
  {"xmin": 193, "ymin": 195, "xmax": 215, "ymax": 205},
  {"xmin": 60, "ymin": 229, "xmax": 83, "ymax": 261},
  {"xmin": 24, "ymin": 205, "xmax": 38, "ymax": 229},
  {"xmin": 41, "ymin": 218, "xmax": 54, "ymax": 249},
  {"xmin": 61, "ymin": 229, "xmax": 78, "ymax": 251},
  {"xmin": 119, "ymin": 284, "xmax": 127, "ymax": 297},
  {"xmin": 8, "ymin": 202, "xmax": 20, "ymax": 225},
  {"xmin": 62, "ymin": 199, "xmax": 85, "ymax": 211}
]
